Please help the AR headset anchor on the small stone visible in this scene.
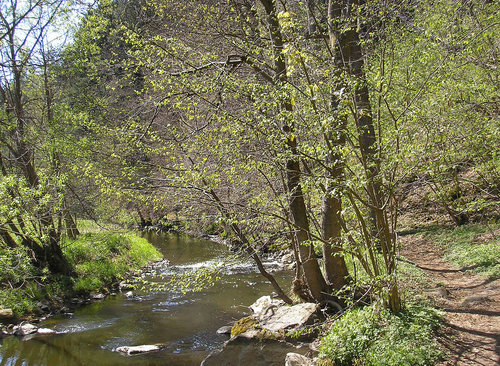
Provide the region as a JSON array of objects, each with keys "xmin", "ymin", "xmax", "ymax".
[
  {"xmin": 249, "ymin": 295, "xmax": 283, "ymax": 315},
  {"xmin": 281, "ymin": 253, "xmax": 294, "ymax": 264},
  {"xmin": 216, "ymin": 325, "xmax": 233, "ymax": 335},
  {"xmin": 37, "ymin": 302, "xmax": 50, "ymax": 312},
  {"xmin": 0, "ymin": 309, "xmax": 13, "ymax": 319},
  {"xmin": 461, "ymin": 295, "xmax": 490, "ymax": 306},
  {"xmin": 91, "ymin": 293, "xmax": 106, "ymax": 300},
  {"xmin": 37, "ymin": 328, "xmax": 56, "ymax": 335},
  {"xmin": 70, "ymin": 298, "xmax": 83, "ymax": 304},
  {"xmin": 125, "ymin": 291, "xmax": 134, "ymax": 298},
  {"xmin": 426, "ymin": 287, "xmax": 449, "ymax": 299},
  {"xmin": 13, "ymin": 323, "xmax": 38, "ymax": 336},
  {"xmin": 115, "ymin": 345, "xmax": 162, "ymax": 355},
  {"xmin": 285, "ymin": 353, "xmax": 315, "ymax": 366},
  {"xmin": 119, "ymin": 281, "xmax": 133, "ymax": 291}
]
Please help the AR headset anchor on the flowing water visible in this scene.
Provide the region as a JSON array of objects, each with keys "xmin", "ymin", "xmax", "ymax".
[{"xmin": 0, "ymin": 233, "xmax": 293, "ymax": 366}]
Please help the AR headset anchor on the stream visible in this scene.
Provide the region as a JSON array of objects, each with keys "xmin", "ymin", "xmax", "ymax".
[{"xmin": 0, "ymin": 232, "xmax": 293, "ymax": 366}]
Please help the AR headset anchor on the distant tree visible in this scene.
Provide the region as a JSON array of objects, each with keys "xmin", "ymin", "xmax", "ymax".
[{"xmin": 0, "ymin": 0, "xmax": 74, "ymax": 274}]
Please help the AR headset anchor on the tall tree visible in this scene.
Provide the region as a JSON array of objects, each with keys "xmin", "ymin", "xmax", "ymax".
[{"xmin": 0, "ymin": 0, "xmax": 73, "ymax": 275}]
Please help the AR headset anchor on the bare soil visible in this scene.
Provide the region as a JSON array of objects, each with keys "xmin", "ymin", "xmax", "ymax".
[{"xmin": 401, "ymin": 236, "xmax": 500, "ymax": 366}]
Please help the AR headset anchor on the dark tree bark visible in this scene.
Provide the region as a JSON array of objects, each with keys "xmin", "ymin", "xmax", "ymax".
[
  {"xmin": 259, "ymin": 0, "xmax": 329, "ymax": 302},
  {"xmin": 328, "ymin": 0, "xmax": 400, "ymax": 312}
]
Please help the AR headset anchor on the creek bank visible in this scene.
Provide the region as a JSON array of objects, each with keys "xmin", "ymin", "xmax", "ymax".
[
  {"xmin": 202, "ymin": 296, "xmax": 320, "ymax": 366},
  {"xmin": 203, "ymin": 234, "xmax": 296, "ymax": 272},
  {"xmin": 0, "ymin": 259, "xmax": 168, "ymax": 339},
  {"xmin": 139, "ymin": 219, "xmax": 296, "ymax": 270}
]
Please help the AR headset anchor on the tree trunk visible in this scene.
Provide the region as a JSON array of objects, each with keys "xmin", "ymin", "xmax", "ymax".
[
  {"xmin": 328, "ymin": 0, "xmax": 401, "ymax": 311},
  {"xmin": 259, "ymin": 0, "xmax": 329, "ymax": 302},
  {"xmin": 64, "ymin": 210, "xmax": 80, "ymax": 239},
  {"xmin": 321, "ymin": 177, "xmax": 350, "ymax": 291}
]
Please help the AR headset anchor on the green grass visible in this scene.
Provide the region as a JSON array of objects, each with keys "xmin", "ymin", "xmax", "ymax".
[
  {"xmin": 0, "ymin": 232, "xmax": 161, "ymax": 317},
  {"xmin": 421, "ymin": 223, "xmax": 500, "ymax": 279},
  {"xmin": 64, "ymin": 233, "xmax": 162, "ymax": 293},
  {"xmin": 318, "ymin": 304, "xmax": 443, "ymax": 366},
  {"xmin": 76, "ymin": 219, "xmax": 126, "ymax": 234}
]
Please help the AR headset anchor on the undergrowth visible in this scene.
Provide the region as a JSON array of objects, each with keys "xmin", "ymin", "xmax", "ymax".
[{"xmin": 318, "ymin": 303, "xmax": 443, "ymax": 366}]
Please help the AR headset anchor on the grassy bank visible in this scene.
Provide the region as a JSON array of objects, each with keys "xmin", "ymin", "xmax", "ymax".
[
  {"xmin": 65, "ymin": 233, "xmax": 162, "ymax": 293},
  {"xmin": 420, "ymin": 223, "xmax": 500, "ymax": 279},
  {"xmin": 0, "ymin": 232, "xmax": 161, "ymax": 318}
]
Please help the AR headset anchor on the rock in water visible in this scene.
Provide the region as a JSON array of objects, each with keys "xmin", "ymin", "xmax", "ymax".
[
  {"xmin": 115, "ymin": 345, "xmax": 162, "ymax": 355},
  {"xmin": 216, "ymin": 325, "xmax": 233, "ymax": 335},
  {"xmin": 37, "ymin": 328, "xmax": 56, "ymax": 335},
  {"xmin": 257, "ymin": 303, "xmax": 320, "ymax": 333},
  {"xmin": 249, "ymin": 296, "xmax": 284, "ymax": 315},
  {"xmin": 0, "ymin": 309, "xmax": 13, "ymax": 319},
  {"xmin": 285, "ymin": 353, "xmax": 315, "ymax": 366},
  {"xmin": 203, "ymin": 301, "xmax": 321, "ymax": 366},
  {"xmin": 13, "ymin": 323, "xmax": 38, "ymax": 336}
]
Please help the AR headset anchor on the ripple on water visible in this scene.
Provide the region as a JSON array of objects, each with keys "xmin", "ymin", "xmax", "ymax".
[
  {"xmin": 155, "ymin": 257, "xmax": 281, "ymax": 277},
  {"xmin": 54, "ymin": 318, "xmax": 118, "ymax": 334},
  {"xmin": 153, "ymin": 297, "xmax": 193, "ymax": 312}
]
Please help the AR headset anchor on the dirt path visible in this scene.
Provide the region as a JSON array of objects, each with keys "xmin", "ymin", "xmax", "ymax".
[{"xmin": 400, "ymin": 236, "xmax": 500, "ymax": 366}]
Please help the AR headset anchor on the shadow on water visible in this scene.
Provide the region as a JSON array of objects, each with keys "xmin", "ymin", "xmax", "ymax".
[{"xmin": 0, "ymin": 232, "xmax": 293, "ymax": 366}]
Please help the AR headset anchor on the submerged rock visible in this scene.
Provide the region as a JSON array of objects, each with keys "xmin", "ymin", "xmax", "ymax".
[
  {"xmin": 285, "ymin": 353, "xmax": 315, "ymax": 366},
  {"xmin": 201, "ymin": 336, "xmax": 310, "ymax": 366},
  {"xmin": 13, "ymin": 323, "xmax": 38, "ymax": 336},
  {"xmin": 115, "ymin": 344, "xmax": 163, "ymax": 355}
]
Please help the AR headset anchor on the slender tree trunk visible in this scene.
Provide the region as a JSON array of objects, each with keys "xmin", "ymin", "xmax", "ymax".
[
  {"xmin": 64, "ymin": 209, "xmax": 80, "ymax": 239},
  {"xmin": 260, "ymin": 0, "xmax": 329, "ymax": 302},
  {"xmin": 321, "ymin": 160, "xmax": 350, "ymax": 291},
  {"xmin": 328, "ymin": 0, "xmax": 400, "ymax": 311}
]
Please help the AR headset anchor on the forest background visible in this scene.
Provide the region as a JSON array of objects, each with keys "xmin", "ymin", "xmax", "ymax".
[{"xmin": 0, "ymin": 0, "xmax": 498, "ymax": 363}]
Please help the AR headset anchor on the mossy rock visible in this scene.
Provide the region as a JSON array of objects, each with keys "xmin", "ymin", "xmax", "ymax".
[
  {"xmin": 231, "ymin": 316, "xmax": 257, "ymax": 337},
  {"xmin": 230, "ymin": 316, "xmax": 283, "ymax": 340}
]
